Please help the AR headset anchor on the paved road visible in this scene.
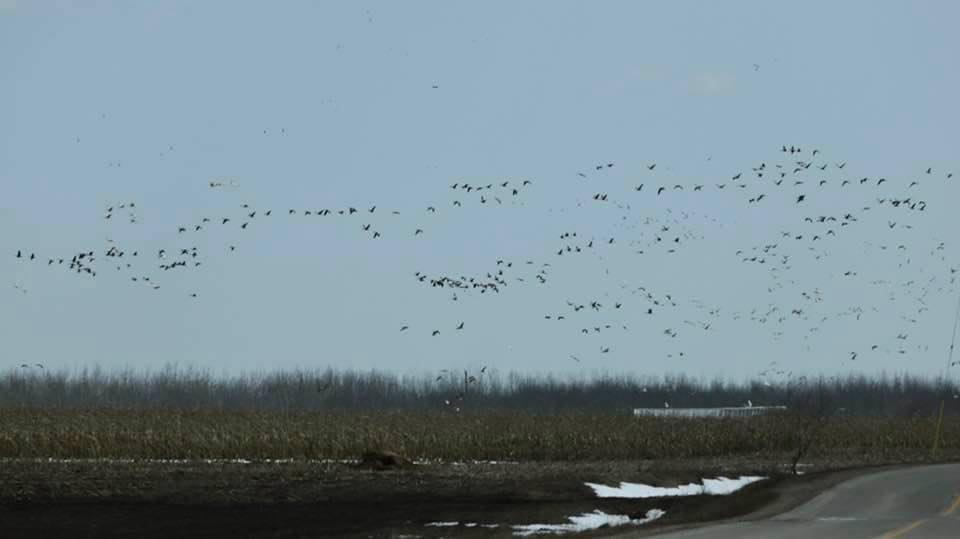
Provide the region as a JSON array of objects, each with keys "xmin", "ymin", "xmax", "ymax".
[{"xmin": 651, "ymin": 464, "xmax": 960, "ymax": 538}]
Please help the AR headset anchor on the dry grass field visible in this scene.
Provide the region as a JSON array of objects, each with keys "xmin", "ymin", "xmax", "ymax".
[
  {"xmin": 3, "ymin": 371, "xmax": 959, "ymax": 536},
  {"xmin": 0, "ymin": 408, "xmax": 955, "ymax": 462}
]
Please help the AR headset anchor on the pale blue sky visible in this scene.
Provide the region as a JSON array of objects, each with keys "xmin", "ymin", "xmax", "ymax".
[{"xmin": 2, "ymin": 1, "xmax": 959, "ymax": 379}]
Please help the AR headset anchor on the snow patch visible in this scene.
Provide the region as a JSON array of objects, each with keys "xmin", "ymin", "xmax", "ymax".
[
  {"xmin": 586, "ymin": 476, "xmax": 766, "ymax": 498},
  {"xmin": 424, "ymin": 521, "xmax": 459, "ymax": 527},
  {"xmin": 512, "ymin": 509, "xmax": 664, "ymax": 536}
]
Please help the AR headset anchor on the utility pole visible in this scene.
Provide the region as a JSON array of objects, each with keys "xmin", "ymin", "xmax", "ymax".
[
  {"xmin": 933, "ymin": 400, "xmax": 945, "ymax": 458},
  {"xmin": 935, "ymin": 292, "xmax": 960, "ymax": 459}
]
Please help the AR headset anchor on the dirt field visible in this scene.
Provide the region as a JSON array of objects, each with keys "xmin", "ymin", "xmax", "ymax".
[{"xmin": 0, "ymin": 455, "xmax": 947, "ymax": 538}]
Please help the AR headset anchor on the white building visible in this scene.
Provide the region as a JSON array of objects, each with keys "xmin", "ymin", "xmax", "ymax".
[{"xmin": 632, "ymin": 406, "xmax": 787, "ymax": 418}]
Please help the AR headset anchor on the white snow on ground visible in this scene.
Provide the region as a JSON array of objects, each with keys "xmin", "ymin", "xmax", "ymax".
[
  {"xmin": 585, "ymin": 475, "xmax": 766, "ymax": 498},
  {"xmin": 424, "ymin": 521, "xmax": 500, "ymax": 528},
  {"xmin": 512, "ymin": 509, "xmax": 665, "ymax": 536}
]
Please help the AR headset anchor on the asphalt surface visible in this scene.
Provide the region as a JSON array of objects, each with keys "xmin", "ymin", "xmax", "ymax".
[{"xmin": 651, "ymin": 463, "xmax": 960, "ymax": 539}]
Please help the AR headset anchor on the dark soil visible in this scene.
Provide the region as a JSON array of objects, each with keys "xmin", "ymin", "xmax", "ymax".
[{"xmin": 0, "ymin": 457, "xmax": 936, "ymax": 538}]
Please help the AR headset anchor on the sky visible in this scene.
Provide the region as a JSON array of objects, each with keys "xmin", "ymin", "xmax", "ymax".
[{"xmin": 2, "ymin": 1, "xmax": 959, "ymax": 380}]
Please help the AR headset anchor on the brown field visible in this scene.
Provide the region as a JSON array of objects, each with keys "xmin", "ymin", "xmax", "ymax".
[
  {"xmin": 0, "ymin": 408, "xmax": 956, "ymax": 461},
  {"xmin": 1, "ymin": 409, "xmax": 958, "ymax": 537},
  {"xmin": 2, "ymin": 456, "xmax": 954, "ymax": 538}
]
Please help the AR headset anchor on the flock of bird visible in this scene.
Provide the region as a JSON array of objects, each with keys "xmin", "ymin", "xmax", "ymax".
[{"xmin": 10, "ymin": 136, "xmax": 960, "ymax": 407}]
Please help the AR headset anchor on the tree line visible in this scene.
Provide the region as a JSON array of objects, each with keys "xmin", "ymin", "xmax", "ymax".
[{"xmin": 2, "ymin": 364, "xmax": 958, "ymax": 416}]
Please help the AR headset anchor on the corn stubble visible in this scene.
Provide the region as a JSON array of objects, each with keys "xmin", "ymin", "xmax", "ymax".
[{"xmin": 0, "ymin": 409, "xmax": 954, "ymax": 462}]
